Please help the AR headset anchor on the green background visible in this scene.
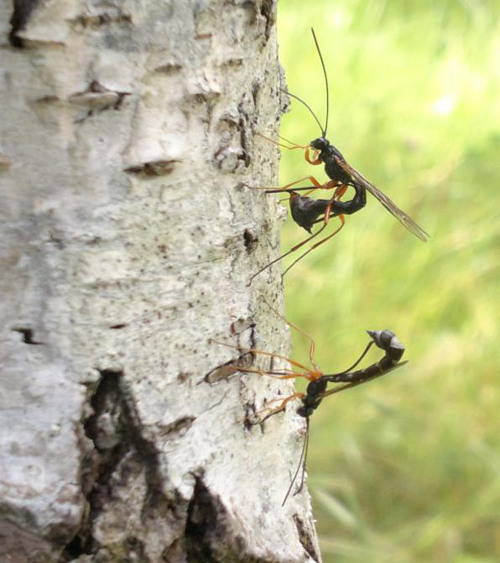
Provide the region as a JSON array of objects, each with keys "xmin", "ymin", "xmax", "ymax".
[{"xmin": 276, "ymin": 1, "xmax": 500, "ymax": 561}]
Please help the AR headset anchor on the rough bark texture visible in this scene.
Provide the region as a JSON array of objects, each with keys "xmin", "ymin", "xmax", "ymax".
[{"xmin": 0, "ymin": 1, "xmax": 320, "ymax": 561}]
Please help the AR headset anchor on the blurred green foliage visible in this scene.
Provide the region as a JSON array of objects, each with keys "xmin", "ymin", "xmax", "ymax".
[{"xmin": 276, "ymin": 1, "xmax": 500, "ymax": 561}]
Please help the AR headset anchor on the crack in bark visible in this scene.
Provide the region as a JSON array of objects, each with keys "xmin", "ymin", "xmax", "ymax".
[
  {"xmin": 259, "ymin": 0, "xmax": 277, "ymax": 41},
  {"xmin": 124, "ymin": 160, "xmax": 179, "ymax": 177},
  {"xmin": 238, "ymin": 100, "xmax": 252, "ymax": 168},
  {"xmin": 293, "ymin": 515, "xmax": 320, "ymax": 563},
  {"xmin": 69, "ymin": 81, "xmax": 131, "ymax": 123},
  {"xmin": 62, "ymin": 369, "xmax": 167, "ymax": 559},
  {"xmin": 69, "ymin": 80, "xmax": 131, "ymax": 111},
  {"xmin": 9, "ymin": 0, "xmax": 40, "ymax": 47},
  {"xmin": 185, "ymin": 477, "xmax": 283, "ymax": 562},
  {"xmin": 185, "ymin": 477, "xmax": 258, "ymax": 563},
  {"xmin": 159, "ymin": 416, "xmax": 196, "ymax": 439}
]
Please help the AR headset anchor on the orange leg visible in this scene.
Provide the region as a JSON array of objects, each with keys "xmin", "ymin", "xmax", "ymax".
[
  {"xmin": 212, "ymin": 340, "xmax": 313, "ymax": 375},
  {"xmin": 297, "ymin": 181, "xmax": 348, "ymax": 203},
  {"xmin": 277, "ymin": 183, "xmax": 355, "ymax": 278},
  {"xmin": 302, "ymin": 179, "xmax": 348, "ymax": 197},
  {"xmin": 256, "ymin": 132, "xmax": 308, "ymax": 152},
  {"xmin": 247, "ymin": 218, "xmax": 331, "ymax": 285},
  {"xmin": 304, "ymin": 147, "xmax": 322, "ymax": 165},
  {"xmin": 257, "ymin": 392, "xmax": 305, "ymax": 421},
  {"xmin": 277, "ymin": 134, "xmax": 308, "ymax": 149},
  {"xmin": 249, "ymin": 185, "xmax": 349, "ymax": 283},
  {"xmin": 333, "ymin": 184, "xmax": 348, "ymax": 199},
  {"xmin": 281, "ymin": 195, "xmax": 346, "ymax": 278},
  {"xmin": 265, "ymin": 179, "xmax": 345, "ymax": 197},
  {"xmin": 282, "ymin": 214, "xmax": 346, "ymax": 278},
  {"xmin": 235, "ymin": 366, "xmax": 298, "ymax": 379},
  {"xmin": 257, "ymin": 132, "xmax": 321, "ymax": 166},
  {"xmin": 280, "ymin": 175, "xmax": 323, "ymax": 190},
  {"xmin": 262, "ymin": 300, "xmax": 320, "ymax": 373},
  {"xmin": 277, "ymin": 136, "xmax": 321, "ymax": 164},
  {"xmin": 303, "ymin": 180, "xmax": 336, "ymax": 196}
]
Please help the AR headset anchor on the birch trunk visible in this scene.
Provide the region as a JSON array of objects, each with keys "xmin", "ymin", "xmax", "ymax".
[{"xmin": 0, "ymin": 1, "xmax": 321, "ymax": 561}]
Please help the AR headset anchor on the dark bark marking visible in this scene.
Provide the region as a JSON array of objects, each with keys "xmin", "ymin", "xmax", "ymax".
[
  {"xmin": 185, "ymin": 477, "xmax": 255, "ymax": 563},
  {"xmin": 12, "ymin": 327, "xmax": 43, "ymax": 345},
  {"xmin": 124, "ymin": 160, "xmax": 179, "ymax": 177},
  {"xmin": 63, "ymin": 369, "xmax": 167, "ymax": 559},
  {"xmin": 9, "ymin": 0, "xmax": 40, "ymax": 48},
  {"xmin": 70, "ymin": 81, "xmax": 131, "ymax": 122},
  {"xmin": 154, "ymin": 63, "xmax": 182, "ymax": 75},
  {"xmin": 242, "ymin": 402, "xmax": 257, "ymax": 431},
  {"xmin": 293, "ymin": 515, "xmax": 320, "ymax": 563},
  {"xmin": 230, "ymin": 318, "xmax": 256, "ymax": 336},
  {"xmin": 251, "ymin": 81, "xmax": 261, "ymax": 107},
  {"xmin": 243, "ymin": 229, "xmax": 258, "ymax": 253},
  {"xmin": 160, "ymin": 416, "xmax": 196, "ymax": 439},
  {"xmin": 68, "ymin": 9, "xmax": 132, "ymax": 28},
  {"xmin": 0, "ymin": 154, "xmax": 12, "ymax": 171},
  {"xmin": 220, "ymin": 58, "xmax": 244, "ymax": 68},
  {"xmin": 259, "ymin": 0, "xmax": 277, "ymax": 40}
]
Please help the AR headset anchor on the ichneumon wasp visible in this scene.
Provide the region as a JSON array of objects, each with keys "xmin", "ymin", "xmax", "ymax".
[
  {"xmin": 210, "ymin": 309, "xmax": 407, "ymax": 505},
  {"xmin": 249, "ymin": 28, "xmax": 429, "ymax": 282},
  {"xmin": 249, "ymin": 182, "xmax": 366, "ymax": 282}
]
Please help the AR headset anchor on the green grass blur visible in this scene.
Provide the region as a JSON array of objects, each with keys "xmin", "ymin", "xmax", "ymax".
[{"xmin": 277, "ymin": 1, "xmax": 500, "ymax": 561}]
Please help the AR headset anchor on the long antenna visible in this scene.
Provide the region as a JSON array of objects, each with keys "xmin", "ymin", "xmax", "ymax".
[
  {"xmin": 311, "ymin": 27, "xmax": 329, "ymax": 137},
  {"xmin": 282, "ymin": 418, "xmax": 310, "ymax": 506},
  {"xmin": 323, "ymin": 341, "xmax": 375, "ymax": 378},
  {"xmin": 282, "ymin": 88, "xmax": 323, "ymax": 136}
]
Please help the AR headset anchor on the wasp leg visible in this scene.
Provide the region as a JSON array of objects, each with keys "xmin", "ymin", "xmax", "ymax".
[
  {"xmin": 282, "ymin": 216, "xmax": 345, "ymax": 278},
  {"xmin": 257, "ymin": 392, "xmax": 305, "ymax": 423},
  {"xmin": 265, "ymin": 178, "xmax": 340, "ymax": 197},
  {"xmin": 248, "ymin": 217, "xmax": 332, "ymax": 285}
]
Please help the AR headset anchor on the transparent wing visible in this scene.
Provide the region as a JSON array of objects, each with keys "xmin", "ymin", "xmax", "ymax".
[{"xmin": 336, "ymin": 159, "xmax": 430, "ymax": 242}]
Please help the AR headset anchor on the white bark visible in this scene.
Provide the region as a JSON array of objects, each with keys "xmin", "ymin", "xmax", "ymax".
[{"xmin": 0, "ymin": 1, "xmax": 320, "ymax": 561}]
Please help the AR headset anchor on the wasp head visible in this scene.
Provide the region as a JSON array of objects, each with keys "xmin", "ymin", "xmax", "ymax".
[{"xmin": 310, "ymin": 137, "xmax": 329, "ymax": 151}]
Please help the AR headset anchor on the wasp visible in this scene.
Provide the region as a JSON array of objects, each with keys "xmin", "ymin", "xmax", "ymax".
[
  {"xmin": 210, "ymin": 310, "xmax": 407, "ymax": 505},
  {"xmin": 278, "ymin": 29, "xmax": 429, "ymax": 241},
  {"xmin": 257, "ymin": 328, "xmax": 407, "ymax": 505},
  {"xmin": 249, "ymin": 182, "xmax": 366, "ymax": 281},
  {"xmin": 250, "ymin": 28, "xmax": 429, "ymax": 281}
]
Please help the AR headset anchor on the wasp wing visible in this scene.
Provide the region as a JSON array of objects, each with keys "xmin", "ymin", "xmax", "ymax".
[{"xmin": 336, "ymin": 159, "xmax": 429, "ymax": 242}]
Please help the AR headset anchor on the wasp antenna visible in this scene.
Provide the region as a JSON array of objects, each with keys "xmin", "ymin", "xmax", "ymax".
[
  {"xmin": 281, "ymin": 88, "xmax": 323, "ymax": 137},
  {"xmin": 311, "ymin": 27, "xmax": 329, "ymax": 137},
  {"xmin": 282, "ymin": 418, "xmax": 310, "ymax": 506},
  {"xmin": 326, "ymin": 340, "xmax": 376, "ymax": 378}
]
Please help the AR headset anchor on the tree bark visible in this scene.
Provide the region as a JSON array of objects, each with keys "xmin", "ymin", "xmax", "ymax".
[{"xmin": 0, "ymin": 1, "xmax": 320, "ymax": 561}]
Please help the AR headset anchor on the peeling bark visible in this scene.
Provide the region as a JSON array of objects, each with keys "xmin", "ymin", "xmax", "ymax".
[{"xmin": 0, "ymin": 0, "xmax": 320, "ymax": 561}]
